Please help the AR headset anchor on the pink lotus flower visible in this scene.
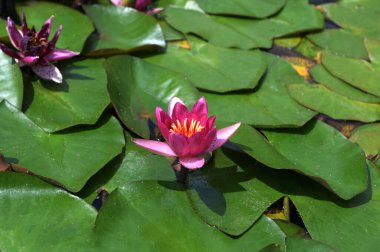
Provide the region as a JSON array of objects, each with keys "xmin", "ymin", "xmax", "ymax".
[
  {"xmin": 111, "ymin": 0, "xmax": 163, "ymax": 15},
  {"xmin": 133, "ymin": 97, "xmax": 241, "ymax": 169},
  {"xmin": 0, "ymin": 15, "xmax": 79, "ymax": 83}
]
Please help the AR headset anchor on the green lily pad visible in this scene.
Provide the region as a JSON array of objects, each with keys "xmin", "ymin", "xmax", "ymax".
[
  {"xmin": 187, "ymin": 148, "xmax": 283, "ymax": 236},
  {"xmin": 321, "ymin": 50, "xmax": 380, "ymax": 97},
  {"xmin": 274, "ymin": 36, "xmax": 302, "ymax": 49},
  {"xmin": 294, "ymin": 38, "xmax": 321, "ymax": 59},
  {"xmin": 310, "ymin": 64, "xmax": 380, "ymax": 104},
  {"xmin": 0, "ymin": 51, "xmax": 23, "ymax": 109},
  {"xmin": 285, "ymin": 237, "xmax": 337, "ymax": 252},
  {"xmin": 0, "ymin": 101, "xmax": 125, "ymax": 192},
  {"xmin": 0, "ymin": 172, "xmax": 97, "ymax": 251},
  {"xmin": 159, "ymin": 20, "xmax": 185, "ymax": 41},
  {"xmin": 349, "ymin": 123, "xmax": 380, "ymax": 156},
  {"xmin": 17, "ymin": 1, "xmax": 93, "ymax": 52},
  {"xmin": 93, "ymin": 181, "xmax": 286, "ymax": 250},
  {"xmin": 261, "ymin": 119, "xmax": 368, "ymax": 200},
  {"xmin": 307, "ymin": 29, "xmax": 368, "ymax": 59},
  {"xmin": 145, "ymin": 36, "xmax": 266, "ymax": 92},
  {"xmin": 202, "ymin": 53, "xmax": 316, "ymax": 127},
  {"xmin": 165, "ymin": 0, "xmax": 323, "ymax": 50},
  {"xmin": 0, "ymin": 18, "xmax": 7, "ymax": 38},
  {"xmin": 288, "ymin": 84, "xmax": 380, "ymax": 123},
  {"xmin": 322, "ymin": 1, "xmax": 380, "ymax": 39},
  {"xmin": 195, "ymin": 0, "xmax": 286, "ymax": 18},
  {"xmin": 290, "ymin": 162, "xmax": 380, "ymax": 252},
  {"xmin": 83, "ymin": 5, "xmax": 165, "ymax": 54},
  {"xmin": 105, "ymin": 55, "xmax": 200, "ymax": 138},
  {"xmin": 22, "ymin": 58, "xmax": 110, "ymax": 133},
  {"xmin": 365, "ymin": 38, "xmax": 380, "ymax": 66}
]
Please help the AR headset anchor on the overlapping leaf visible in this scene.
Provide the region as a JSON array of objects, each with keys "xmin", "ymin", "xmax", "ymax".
[
  {"xmin": 349, "ymin": 123, "xmax": 380, "ymax": 156},
  {"xmin": 0, "ymin": 101, "xmax": 125, "ymax": 192},
  {"xmin": 0, "ymin": 51, "xmax": 22, "ymax": 109}
]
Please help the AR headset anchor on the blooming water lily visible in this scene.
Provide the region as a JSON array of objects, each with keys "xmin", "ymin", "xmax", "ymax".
[
  {"xmin": 111, "ymin": 0, "xmax": 163, "ymax": 15},
  {"xmin": 133, "ymin": 97, "xmax": 241, "ymax": 169},
  {"xmin": 0, "ymin": 15, "xmax": 79, "ymax": 83}
]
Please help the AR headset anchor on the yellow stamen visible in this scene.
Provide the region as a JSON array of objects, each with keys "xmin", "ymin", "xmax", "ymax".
[{"xmin": 169, "ymin": 118, "xmax": 204, "ymax": 137}]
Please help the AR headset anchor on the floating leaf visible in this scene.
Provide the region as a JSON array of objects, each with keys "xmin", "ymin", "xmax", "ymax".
[
  {"xmin": 321, "ymin": 51, "xmax": 380, "ymax": 97},
  {"xmin": 0, "ymin": 173, "xmax": 96, "ymax": 251},
  {"xmin": 105, "ymin": 55, "xmax": 199, "ymax": 138},
  {"xmin": 310, "ymin": 64, "xmax": 380, "ymax": 104},
  {"xmin": 145, "ymin": 36, "xmax": 266, "ymax": 92},
  {"xmin": 350, "ymin": 123, "xmax": 380, "ymax": 156},
  {"xmin": 288, "ymin": 84, "xmax": 380, "ymax": 123},
  {"xmin": 307, "ymin": 29, "xmax": 368, "ymax": 59},
  {"xmin": 195, "ymin": 0, "xmax": 286, "ymax": 18},
  {"xmin": 0, "ymin": 101, "xmax": 125, "ymax": 192},
  {"xmin": 17, "ymin": 1, "xmax": 93, "ymax": 52},
  {"xmin": 187, "ymin": 148, "xmax": 283, "ymax": 236},
  {"xmin": 202, "ymin": 54, "xmax": 316, "ymax": 127},
  {"xmin": 23, "ymin": 58, "xmax": 110, "ymax": 133},
  {"xmin": 83, "ymin": 5, "xmax": 165, "ymax": 54},
  {"xmin": 0, "ymin": 51, "xmax": 22, "ymax": 109},
  {"xmin": 294, "ymin": 38, "xmax": 321, "ymax": 59},
  {"xmin": 93, "ymin": 181, "xmax": 286, "ymax": 250},
  {"xmin": 285, "ymin": 237, "xmax": 337, "ymax": 252}
]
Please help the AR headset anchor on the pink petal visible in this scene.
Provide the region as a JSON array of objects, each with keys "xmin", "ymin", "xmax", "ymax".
[
  {"xmin": 171, "ymin": 102, "xmax": 189, "ymax": 123},
  {"xmin": 180, "ymin": 157, "xmax": 205, "ymax": 170},
  {"xmin": 49, "ymin": 25, "xmax": 62, "ymax": 48},
  {"xmin": 44, "ymin": 49, "xmax": 79, "ymax": 62},
  {"xmin": 168, "ymin": 133, "xmax": 189, "ymax": 157},
  {"xmin": 37, "ymin": 16, "xmax": 54, "ymax": 39},
  {"xmin": 208, "ymin": 122, "xmax": 241, "ymax": 152},
  {"xmin": 155, "ymin": 107, "xmax": 171, "ymax": 141},
  {"xmin": 132, "ymin": 139, "xmax": 176, "ymax": 156},
  {"xmin": 31, "ymin": 63, "xmax": 63, "ymax": 83},
  {"xmin": 168, "ymin": 97, "xmax": 185, "ymax": 117},
  {"xmin": 0, "ymin": 43, "xmax": 21, "ymax": 59},
  {"xmin": 190, "ymin": 96, "xmax": 208, "ymax": 116},
  {"xmin": 6, "ymin": 17, "xmax": 22, "ymax": 50},
  {"xmin": 145, "ymin": 8, "xmax": 163, "ymax": 15},
  {"xmin": 22, "ymin": 14, "xmax": 29, "ymax": 35},
  {"xmin": 135, "ymin": 0, "xmax": 152, "ymax": 11},
  {"xmin": 206, "ymin": 115, "xmax": 216, "ymax": 129},
  {"xmin": 110, "ymin": 0, "xmax": 124, "ymax": 6},
  {"xmin": 19, "ymin": 56, "xmax": 40, "ymax": 67}
]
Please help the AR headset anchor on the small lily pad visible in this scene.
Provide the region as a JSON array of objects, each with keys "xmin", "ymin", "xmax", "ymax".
[{"xmin": 349, "ymin": 123, "xmax": 380, "ymax": 156}]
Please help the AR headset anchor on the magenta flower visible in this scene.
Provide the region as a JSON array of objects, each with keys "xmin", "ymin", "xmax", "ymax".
[
  {"xmin": 133, "ymin": 97, "xmax": 241, "ymax": 169},
  {"xmin": 111, "ymin": 0, "xmax": 163, "ymax": 15},
  {"xmin": 0, "ymin": 15, "xmax": 79, "ymax": 83}
]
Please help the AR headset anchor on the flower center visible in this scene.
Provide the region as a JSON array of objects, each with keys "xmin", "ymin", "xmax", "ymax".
[
  {"xmin": 169, "ymin": 118, "xmax": 204, "ymax": 137},
  {"xmin": 22, "ymin": 30, "xmax": 49, "ymax": 56}
]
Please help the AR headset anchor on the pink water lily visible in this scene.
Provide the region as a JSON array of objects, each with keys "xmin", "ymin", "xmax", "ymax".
[
  {"xmin": 111, "ymin": 0, "xmax": 163, "ymax": 15},
  {"xmin": 133, "ymin": 97, "xmax": 241, "ymax": 169},
  {"xmin": 0, "ymin": 15, "xmax": 79, "ymax": 83}
]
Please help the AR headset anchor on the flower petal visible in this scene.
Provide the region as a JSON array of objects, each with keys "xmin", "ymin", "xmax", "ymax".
[
  {"xmin": 171, "ymin": 102, "xmax": 189, "ymax": 123},
  {"xmin": 44, "ymin": 49, "xmax": 79, "ymax": 62},
  {"xmin": 132, "ymin": 139, "xmax": 176, "ymax": 156},
  {"xmin": 49, "ymin": 25, "xmax": 62, "ymax": 48},
  {"xmin": 155, "ymin": 107, "xmax": 171, "ymax": 141},
  {"xmin": 180, "ymin": 157, "xmax": 205, "ymax": 169},
  {"xmin": 168, "ymin": 97, "xmax": 185, "ymax": 117},
  {"xmin": 37, "ymin": 15, "xmax": 54, "ymax": 40},
  {"xmin": 190, "ymin": 96, "xmax": 208, "ymax": 116},
  {"xmin": 208, "ymin": 122, "xmax": 241, "ymax": 152},
  {"xmin": 169, "ymin": 133, "xmax": 189, "ymax": 157},
  {"xmin": 0, "ymin": 43, "xmax": 21, "ymax": 59},
  {"xmin": 111, "ymin": 0, "xmax": 124, "ymax": 6},
  {"xmin": 6, "ymin": 17, "xmax": 22, "ymax": 50},
  {"xmin": 135, "ymin": 0, "xmax": 152, "ymax": 11},
  {"xmin": 31, "ymin": 63, "xmax": 63, "ymax": 83},
  {"xmin": 145, "ymin": 8, "xmax": 163, "ymax": 15},
  {"xmin": 21, "ymin": 14, "xmax": 29, "ymax": 35},
  {"xmin": 19, "ymin": 56, "xmax": 40, "ymax": 67}
]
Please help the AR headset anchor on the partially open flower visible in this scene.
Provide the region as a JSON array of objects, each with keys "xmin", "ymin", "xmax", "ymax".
[
  {"xmin": 0, "ymin": 15, "xmax": 79, "ymax": 83},
  {"xmin": 133, "ymin": 97, "xmax": 241, "ymax": 169},
  {"xmin": 111, "ymin": 0, "xmax": 163, "ymax": 15}
]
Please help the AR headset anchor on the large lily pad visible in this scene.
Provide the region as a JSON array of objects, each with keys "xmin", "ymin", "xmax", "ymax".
[
  {"xmin": 349, "ymin": 123, "xmax": 380, "ymax": 156},
  {"xmin": 22, "ymin": 58, "xmax": 110, "ymax": 133},
  {"xmin": 17, "ymin": 1, "xmax": 93, "ymax": 52},
  {"xmin": 288, "ymin": 84, "xmax": 380, "ymax": 123},
  {"xmin": 0, "ymin": 18, "xmax": 7, "ymax": 38},
  {"xmin": 307, "ymin": 29, "xmax": 368, "ymax": 59},
  {"xmin": 0, "ymin": 172, "xmax": 97, "ymax": 251},
  {"xmin": 321, "ymin": 51, "xmax": 380, "ymax": 97},
  {"xmin": 187, "ymin": 148, "xmax": 283, "ymax": 236},
  {"xmin": 202, "ymin": 53, "xmax": 316, "ymax": 127},
  {"xmin": 0, "ymin": 51, "xmax": 22, "ymax": 109},
  {"xmin": 165, "ymin": 0, "xmax": 323, "ymax": 50},
  {"xmin": 93, "ymin": 181, "xmax": 286, "ymax": 251},
  {"xmin": 310, "ymin": 64, "xmax": 380, "ymax": 104},
  {"xmin": 145, "ymin": 36, "xmax": 266, "ymax": 92},
  {"xmin": 0, "ymin": 101, "xmax": 125, "ymax": 192},
  {"xmin": 261, "ymin": 119, "xmax": 368, "ymax": 200},
  {"xmin": 105, "ymin": 55, "xmax": 200, "ymax": 138},
  {"xmin": 195, "ymin": 0, "xmax": 286, "ymax": 18},
  {"xmin": 83, "ymin": 5, "xmax": 165, "ymax": 54}
]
